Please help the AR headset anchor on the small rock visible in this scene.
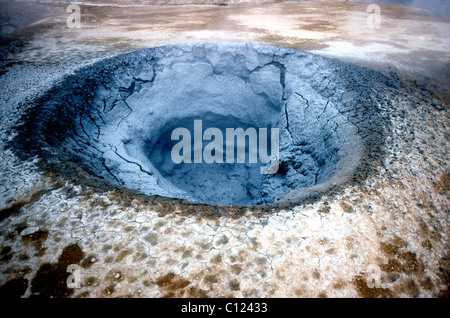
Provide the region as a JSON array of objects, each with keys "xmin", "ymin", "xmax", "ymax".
[
  {"xmin": 20, "ymin": 226, "xmax": 39, "ymax": 236},
  {"xmin": 115, "ymin": 273, "xmax": 121, "ymax": 279}
]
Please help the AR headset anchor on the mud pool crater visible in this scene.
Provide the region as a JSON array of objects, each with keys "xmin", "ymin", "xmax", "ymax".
[{"xmin": 11, "ymin": 43, "xmax": 390, "ymax": 207}]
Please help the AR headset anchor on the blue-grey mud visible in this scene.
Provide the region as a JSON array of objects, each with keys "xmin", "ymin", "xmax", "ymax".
[
  {"xmin": 10, "ymin": 43, "xmax": 391, "ymax": 207},
  {"xmin": 0, "ymin": 0, "xmax": 448, "ymax": 298}
]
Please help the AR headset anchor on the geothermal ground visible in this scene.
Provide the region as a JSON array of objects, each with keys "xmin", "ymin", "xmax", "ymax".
[{"xmin": 0, "ymin": 0, "xmax": 449, "ymax": 298}]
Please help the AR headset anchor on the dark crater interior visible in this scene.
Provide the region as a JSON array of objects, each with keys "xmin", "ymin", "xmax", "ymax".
[{"xmin": 9, "ymin": 43, "xmax": 394, "ymax": 206}]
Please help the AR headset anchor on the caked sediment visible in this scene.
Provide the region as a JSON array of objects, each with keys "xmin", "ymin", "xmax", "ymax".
[{"xmin": 10, "ymin": 43, "xmax": 392, "ymax": 206}]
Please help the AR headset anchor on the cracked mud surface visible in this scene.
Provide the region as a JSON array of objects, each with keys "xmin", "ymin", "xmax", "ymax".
[
  {"xmin": 10, "ymin": 43, "xmax": 388, "ymax": 206},
  {"xmin": 0, "ymin": 0, "xmax": 449, "ymax": 298}
]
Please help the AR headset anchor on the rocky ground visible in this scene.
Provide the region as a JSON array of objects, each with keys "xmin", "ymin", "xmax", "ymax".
[{"xmin": 0, "ymin": 0, "xmax": 448, "ymax": 298}]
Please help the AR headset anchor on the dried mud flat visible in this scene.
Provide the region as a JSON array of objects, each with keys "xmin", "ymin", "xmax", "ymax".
[{"xmin": 0, "ymin": 0, "xmax": 449, "ymax": 298}]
